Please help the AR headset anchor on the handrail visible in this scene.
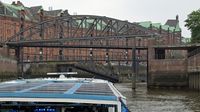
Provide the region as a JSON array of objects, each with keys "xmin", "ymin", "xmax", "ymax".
[
  {"xmin": 119, "ymin": 97, "xmax": 131, "ymax": 112},
  {"xmin": 188, "ymin": 47, "xmax": 200, "ymax": 57}
]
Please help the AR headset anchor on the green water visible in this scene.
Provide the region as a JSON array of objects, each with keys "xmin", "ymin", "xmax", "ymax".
[{"xmin": 115, "ymin": 83, "xmax": 200, "ymax": 112}]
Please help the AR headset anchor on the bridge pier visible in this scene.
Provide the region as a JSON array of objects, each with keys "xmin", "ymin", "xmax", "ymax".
[
  {"xmin": 15, "ymin": 47, "xmax": 24, "ymax": 78},
  {"xmin": 132, "ymin": 48, "xmax": 137, "ymax": 90}
]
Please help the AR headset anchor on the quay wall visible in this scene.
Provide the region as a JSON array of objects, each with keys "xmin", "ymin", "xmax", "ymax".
[
  {"xmin": 0, "ymin": 54, "xmax": 17, "ymax": 81},
  {"xmin": 188, "ymin": 53, "xmax": 200, "ymax": 90},
  {"xmin": 0, "ymin": 48, "xmax": 19, "ymax": 81},
  {"xmin": 148, "ymin": 59, "xmax": 188, "ymax": 87},
  {"xmin": 0, "ymin": 58, "xmax": 17, "ymax": 72}
]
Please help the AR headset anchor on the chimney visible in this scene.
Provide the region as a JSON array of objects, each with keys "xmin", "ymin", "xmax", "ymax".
[
  {"xmin": 17, "ymin": 1, "xmax": 23, "ymax": 6},
  {"xmin": 48, "ymin": 6, "xmax": 53, "ymax": 11},
  {"xmin": 12, "ymin": 1, "xmax": 16, "ymax": 5},
  {"xmin": 176, "ymin": 15, "xmax": 179, "ymax": 21},
  {"xmin": 63, "ymin": 10, "xmax": 69, "ymax": 15}
]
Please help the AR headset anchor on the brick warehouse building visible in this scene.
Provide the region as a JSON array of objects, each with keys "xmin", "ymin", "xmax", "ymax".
[{"xmin": 0, "ymin": 1, "xmax": 182, "ymax": 64}]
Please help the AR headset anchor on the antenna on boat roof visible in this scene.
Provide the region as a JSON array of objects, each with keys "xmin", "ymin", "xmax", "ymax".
[{"xmin": 47, "ymin": 72, "xmax": 78, "ymax": 78}]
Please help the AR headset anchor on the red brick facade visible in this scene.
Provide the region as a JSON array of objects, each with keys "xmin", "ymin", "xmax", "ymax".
[
  {"xmin": 0, "ymin": 1, "xmax": 182, "ymax": 63},
  {"xmin": 188, "ymin": 53, "xmax": 200, "ymax": 72}
]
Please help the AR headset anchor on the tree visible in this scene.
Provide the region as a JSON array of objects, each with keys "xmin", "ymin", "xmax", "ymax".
[{"xmin": 185, "ymin": 9, "xmax": 200, "ymax": 43}]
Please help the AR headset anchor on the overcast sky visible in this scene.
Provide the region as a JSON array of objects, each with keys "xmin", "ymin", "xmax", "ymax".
[{"xmin": 2, "ymin": 0, "xmax": 200, "ymax": 37}]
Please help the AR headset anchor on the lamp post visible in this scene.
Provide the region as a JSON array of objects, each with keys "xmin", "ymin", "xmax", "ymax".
[
  {"xmin": 105, "ymin": 52, "xmax": 109, "ymax": 64},
  {"xmin": 39, "ymin": 49, "xmax": 43, "ymax": 61},
  {"xmin": 125, "ymin": 51, "xmax": 128, "ymax": 65}
]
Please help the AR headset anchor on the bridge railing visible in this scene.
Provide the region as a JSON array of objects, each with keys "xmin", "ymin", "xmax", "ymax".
[
  {"xmin": 22, "ymin": 53, "xmax": 134, "ymax": 63},
  {"xmin": 73, "ymin": 61, "xmax": 119, "ymax": 82},
  {"xmin": 20, "ymin": 49, "xmax": 148, "ymax": 64}
]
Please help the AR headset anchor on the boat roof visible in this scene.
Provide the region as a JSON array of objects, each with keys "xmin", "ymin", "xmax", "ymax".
[{"xmin": 0, "ymin": 78, "xmax": 125, "ymax": 105}]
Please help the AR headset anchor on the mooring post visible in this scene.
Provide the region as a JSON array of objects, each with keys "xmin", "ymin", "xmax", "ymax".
[
  {"xmin": 16, "ymin": 47, "xmax": 23, "ymax": 78},
  {"xmin": 147, "ymin": 47, "xmax": 149, "ymax": 87},
  {"xmin": 132, "ymin": 48, "xmax": 137, "ymax": 90},
  {"xmin": 20, "ymin": 47, "xmax": 24, "ymax": 78}
]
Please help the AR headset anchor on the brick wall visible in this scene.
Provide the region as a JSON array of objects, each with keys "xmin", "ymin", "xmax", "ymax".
[
  {"xmin": 0, "ymin": 55, "xmax": 17, "ymax": 72},
  {"xmin": 149, "ymin": 59, "xmax": 187, "ymax": 73},
  {"xmin": 188, "ymin": 53, "xmax": 200, "ymax": 72},
  {"xmin": 148, "ymin": 59, "xmax": 188, "ymax": 87}
]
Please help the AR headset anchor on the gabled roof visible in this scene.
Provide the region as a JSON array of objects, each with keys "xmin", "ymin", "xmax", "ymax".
[
  {"xmin": 165, "ymin": 15, "xmax": 181, "ymax": 32},
  {"xmin": 3, "ymin": 2, "xmax": 23, "ymax": 17},
  {"xmin": 138, "ymin": 20, "xmax": 181, "ymax": 32},
  {"xmin": 29, "ymin": 6, "xmax": 42, "ymax": 14},
  {"xmin": 0, "ymin": 1, "xmax": 5, "ymax": 15},
  {"xmin": 138, "ymin": 21, "xmax": 151, "ymax": 28},
  {"xmin": 165, "ymin": 19, "xmax": 178, "ymax": 28},
  {"xmin": 1, "ymin": 2, "xmax": 34, "ymax": 20},
  {"xmin": 44, "ymin": 9, "xmax": 62, "ymax": 17},
  {"xmin": 0, "ymin": 1, "xmax": 64, "ymax": 21}
]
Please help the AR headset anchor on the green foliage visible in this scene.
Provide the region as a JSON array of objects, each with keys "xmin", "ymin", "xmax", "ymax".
[{"xmin": 185, "ymin": 9, "xmax": 200, "ymax": 43}]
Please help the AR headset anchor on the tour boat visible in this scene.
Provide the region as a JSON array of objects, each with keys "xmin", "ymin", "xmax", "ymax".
[{"xmin": 0, "ymin": 73, "xmax": 129, "ymax": 112}]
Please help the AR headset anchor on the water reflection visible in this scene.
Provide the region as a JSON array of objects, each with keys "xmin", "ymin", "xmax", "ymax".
[{"xmin": 115, "ymin": 83, "xmax": 200, "ymax": 112}]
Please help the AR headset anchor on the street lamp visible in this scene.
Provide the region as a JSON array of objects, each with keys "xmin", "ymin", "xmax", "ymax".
[
  {"xmin": 89, "ymin": 52, "xmax": 93, "ymax": 57},
  {"xmin": 39, "ymin": 49, "xmax": 43, "ymax": 61},
  {"xmin": 39, "ymin": 51, "xmax": 43, "ymax": 55}
]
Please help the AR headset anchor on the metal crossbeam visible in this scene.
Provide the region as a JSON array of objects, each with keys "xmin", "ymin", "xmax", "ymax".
[
  {"xmin": 8, "ymin": 44, "xmax": 148, "ymax": 50},
  {"xmin": 5, "ymin": 15, "xmax": 158, "ymax": 43},
  {"xmin": 6, "ymin": 34, "xmax": 155, "ymax": 45},
  {"xmin": 20, "ymin": 59, "xmax": 147, "ymax": 64}
]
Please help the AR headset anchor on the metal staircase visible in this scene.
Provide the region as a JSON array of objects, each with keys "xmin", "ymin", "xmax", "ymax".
[{"xmin": 73, "ymin": 62, "xmax": 119, "ymax": 83}]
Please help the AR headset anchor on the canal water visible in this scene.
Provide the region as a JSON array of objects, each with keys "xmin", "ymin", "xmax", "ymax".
[{"xmin": 115, "ymin": 83, "xmax": 200, "ymax": 112}]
